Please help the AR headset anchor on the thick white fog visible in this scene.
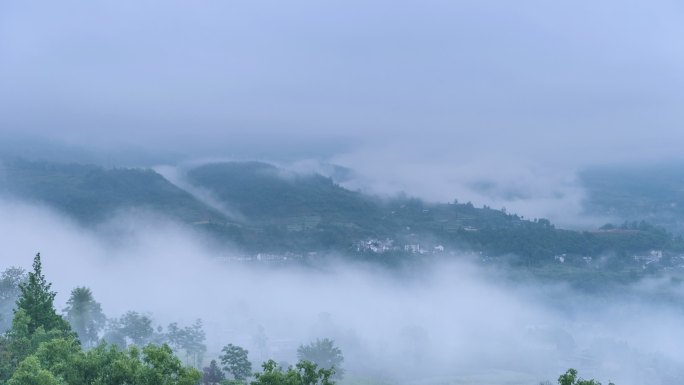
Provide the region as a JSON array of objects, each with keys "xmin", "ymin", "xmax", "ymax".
[{"xmin": 1, "ymin": 199, "xmax": 683, "ymax": 385}]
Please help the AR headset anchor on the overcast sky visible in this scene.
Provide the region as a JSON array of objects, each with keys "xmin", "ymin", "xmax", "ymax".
[{"xmin": 1, "ymin": 0, "xmax": 683, "ymax": 221}]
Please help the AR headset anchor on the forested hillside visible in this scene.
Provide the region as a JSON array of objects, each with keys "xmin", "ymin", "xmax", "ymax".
[{"xmin": 2, "ymin": 159, "xmax": 683, "ymax": 275}]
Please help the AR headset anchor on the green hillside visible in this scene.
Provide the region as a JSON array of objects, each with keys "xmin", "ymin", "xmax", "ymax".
[
  {"xmin": 186, "ymin": 162, "xmax": 684, "ymax": 268},
  {"xmin": 2, "ymin": 159, "xmax": 682, "ymax": 274}
]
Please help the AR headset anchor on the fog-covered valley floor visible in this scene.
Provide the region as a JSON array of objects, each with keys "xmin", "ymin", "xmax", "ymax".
[{"xmin": 2, "ymin": 199, "xmax": 683, "ymax": 385}]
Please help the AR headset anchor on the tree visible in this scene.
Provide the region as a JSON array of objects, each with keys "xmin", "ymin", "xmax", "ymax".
[
  {"xmin": 252, "ymin": 324, "xmax": 268, "ymax": 363},
  {"xmin": 202, "ymin": 359, "xmax": 225, "ymax": 385},
  {"xmin": 0, "ymin": 267, "xmax": 26, "ymax": 332},
  {"xmin": 7, "ymin": 356, "xmax": 63, "ymax": 385},
  {"xmin": 119, "ymin": 312, "xmax": 155, "ymax": 346},
  {"xmin": 105, "ymin": 311, "xmax": 157, "ymax": 347},
  {"xmin": 251, "ymin": 360, "xmax": 335, "ymax": 385},
  {"xmin": 63, "ymin": 287, "xmax": 106, "ymax": 349},
  {"xmin": 167, "ymin": 319, "xmax": 207, "ymax": 368},
  {"xmin": 1, "ymin": 308, "xmax": 77, "ymax": 382},
  {"xmin": 0, "ymin": 253, "xmax": 75, "ymax": 382},
  {"xmin": 296, "ymin": 338, "xmax": 344, "ymax": 379},
  {"xmin": 29, "ymin": 342, "xmax": 201, "ymax": 385},
  {"xmin": 15, "ymin": 253, "xmax": 71, "ymax": 334},
  {"xmin": 102, "ymin": 317, "xmax": 126, "ymax": 348},
  {"xmin": 59, "ymin": 343, "xmax": 201, "ymax": 385},
  {"xmin": 32, "ymin": 337, "xmax": 82, "ymax": 384},
  {"xmin": 220, "ymin": 343, "xmax": 252, "ymax": 382},
  {"xmin": 0, "ymin": 253, "xmax": 203, "ymax": 384},
  {"xmin": 558, "ymin": 368, "xmax": 615, "ymax": 385},
  {"xmin": 138, "ymin": 344, "xmax": 203, "ymax": 385},
  {"xmin": 186, "ymin": 319, "xmax": 207, "ymax": 367}
]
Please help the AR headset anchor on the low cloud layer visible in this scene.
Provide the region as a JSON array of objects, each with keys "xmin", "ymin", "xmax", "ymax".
[{"xmin": 1, "ymin": 199, "xmax": 684, "ymax": 384}]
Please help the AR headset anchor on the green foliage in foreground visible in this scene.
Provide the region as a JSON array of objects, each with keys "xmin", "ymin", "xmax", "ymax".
[
  {"xmin": 0, "ymin": 253, "xmax": 617, "ymax": 385},
  {"xmin": 0, "ymin": 253, "xmax": 202, "ymax": 385},
  {"xmin": 8, "ymin": 341, "xmax": 200, "ymax": 385},
  {"xmin": 0, "ymin": 253, "xmax": 338, "ymax": 385}
]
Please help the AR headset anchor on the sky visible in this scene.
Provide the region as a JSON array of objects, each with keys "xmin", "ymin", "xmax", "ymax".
[{"xmin": 1, "ymin": 0, "xmax": 683, "ymax": 223}]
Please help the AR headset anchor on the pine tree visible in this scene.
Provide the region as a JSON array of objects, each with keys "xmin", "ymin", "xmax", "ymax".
[{"xmin": 15, "ymin": 253, "xmax": 71, "ymax": 334}]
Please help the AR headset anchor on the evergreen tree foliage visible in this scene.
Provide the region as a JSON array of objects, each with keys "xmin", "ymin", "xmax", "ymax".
[{"xmin": 15, "ymin": 253, "xmax": 70, "ymax": 335}]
